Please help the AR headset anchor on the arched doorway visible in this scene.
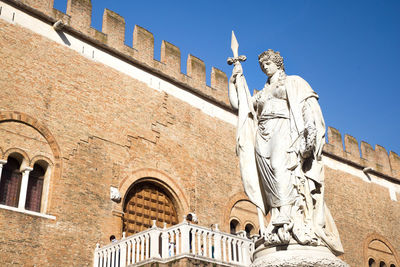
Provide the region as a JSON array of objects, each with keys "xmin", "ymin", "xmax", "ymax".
[{"xmin": 123, "ymin": 182, "xmax": 179, "ymax": 236}]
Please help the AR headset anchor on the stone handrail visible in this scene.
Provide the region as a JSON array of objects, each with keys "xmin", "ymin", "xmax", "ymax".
[{"xmin": 93, "ymin": 219, "xmax": 253, "ymax": 267}]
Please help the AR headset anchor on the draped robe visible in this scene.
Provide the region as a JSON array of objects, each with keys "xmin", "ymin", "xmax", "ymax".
[{"xmin": 230, "ymin": 72, "xmax": 344, "ymax": 256}]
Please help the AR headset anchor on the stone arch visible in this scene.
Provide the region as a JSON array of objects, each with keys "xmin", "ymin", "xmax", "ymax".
[
  {"xmin": 119, "ymin": 168, "xmax": 189, "ymax": 220},
  {"xmin": 222, "ymin": 191, "xmax": 249, "ymax": 232},
  {"xmin": 0, "ymin": 111, "xmax": 62, "ymax": 162},
  {"xmin": 363, "ymin": 233, "xmax": 400, "ymax": 267},
  {"xmin": 229, "ymin": 217, "xmax": 242, "ymax": 234},
  {"xmin": 30, "ymin": 155, "xmax": 54, "ymax": 169},
  {"xmin": 3, "ymin": 147, "xmax": 30, "ymax": 167}
]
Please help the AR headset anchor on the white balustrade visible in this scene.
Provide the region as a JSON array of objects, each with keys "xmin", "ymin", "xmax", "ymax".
[{"xmin": 93, "ymin": 219, "xmax": 253, "ymax": 267}]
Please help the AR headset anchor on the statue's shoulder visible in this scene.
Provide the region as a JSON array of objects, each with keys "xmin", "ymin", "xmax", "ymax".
[
  {"xmin": 285, "ymin": 75, "xmax": 317, "ymax": 100},
  {"xmin": 286, "ymin": 75, "xmax": 313, "ymax": 89},
  {"xmin": 286, "ymin": 75, "xmax": 308, "ymax": 84}
]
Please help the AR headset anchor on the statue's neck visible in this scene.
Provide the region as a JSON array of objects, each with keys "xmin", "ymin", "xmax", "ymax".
[{"xmin": 268, "ymin": 70, "xmax": 282, "ymax": 84}]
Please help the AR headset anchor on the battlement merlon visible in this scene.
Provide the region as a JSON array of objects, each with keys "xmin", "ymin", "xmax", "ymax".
[
  {"xmin": 2, "ymin": 0, "xmax": 398, "ymax": 182},
  {"xmin": 326, "ymin": 127, "xmax": 400, "ymax": 181}
]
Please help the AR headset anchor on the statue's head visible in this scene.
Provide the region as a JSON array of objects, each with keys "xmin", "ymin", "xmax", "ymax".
[{"xmin": 258, "ymin": 49, "xmax": 285, "ymax": 75}]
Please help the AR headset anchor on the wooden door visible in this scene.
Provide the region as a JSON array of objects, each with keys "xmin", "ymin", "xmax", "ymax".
[{"xmin": 123, "ymin": 183, "xmax": 178, "ymax": 236}]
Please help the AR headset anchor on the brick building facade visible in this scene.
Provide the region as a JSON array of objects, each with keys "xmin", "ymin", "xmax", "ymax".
[{"xmin": 0, "ymin": 1, "xmax": 399, "ymax": 266}]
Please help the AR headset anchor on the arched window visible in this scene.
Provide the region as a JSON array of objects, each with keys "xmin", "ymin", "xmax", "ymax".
[
  {"xmin": 123, "ymin": 182, "xmax": 178, "ymax": 235},
  {"xmin": 25, "ymin": 163, "xmax": 45, "ymax": 212},
  {"xmin": 0, "ymin": 157, "xmax": 22, "ymax": 207},
  {"xmin": 380, "ymin": 262, "xmax": 387, "ymax": 267},
  {"xmin": 245, "ymin": 223, "xmax": 255, "ymax": 238},
  {"xmin": 369, "ymin": 258, "xmax": 376, "ymax": 267},
  {"xmin": 230, "ymin": 219, "xmax": 239, "ymax": 235}
]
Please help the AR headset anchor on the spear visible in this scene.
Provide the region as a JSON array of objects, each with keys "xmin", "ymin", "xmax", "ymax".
[
  {"xmin": 227, "ymin": 31, "xmax": 266, "ymax": 237},
  {"xmin": 227, "ymin": 31, "xmax": 247, "ymax": 65}
]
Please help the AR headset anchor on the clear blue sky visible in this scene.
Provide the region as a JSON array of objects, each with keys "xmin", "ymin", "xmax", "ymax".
[{"xmin": 54, "ymin": 0, "xmax": 400, "ymax": 155}]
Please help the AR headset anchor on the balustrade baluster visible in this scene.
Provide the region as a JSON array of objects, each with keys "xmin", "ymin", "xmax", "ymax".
[
  {"xmin": 228, "ymin": 238, "xmax": 231, "ymax": 263},
  {"xmin": 140, "ymin": 236, "xmax": 145, "ymax": 261},
  {"xmin": 160, "ymin": 231, "xmax": 168, "ymax": 258},
  {"xmin": 136, "ymin": 239, "xmax": 140, "ymax": 263},
  {"xmin": 98, "ymin": 251, "xmax": 103, "ymax": 267},
  {"xmin": 93, "ymin": 244, "xmax": 100, "ymax": 267},
  {"xmin": 127, "ymin": 241, "xmax": 131, "ymax": 265},
  {"xmin": 232, "ymin": 239, "xmax": 237, "ymax": 262},
  {"xmin": 111, "ymin": 247, "xmax": 115, "ymax": 267},
  {"xmin": 132, "ymin": 240, "xmax": 136, "ymax": 264},
  {"xmin": 222, "ymin": 237, "xmax": 227, "ymax": 262},
  {"xmin": 190, "ymin": 229, "xmax": 195, "ymax": 254},
  {"xmin": 242, "ymin": 241, "xmax": 250, "ymax": 265},
  {"xmin": 145, "ymin": 234, "xmax": 150, "ymax": 259},
  {"xmin": 169, "ymin": 231, "xmax": 175, "ymax": 257},
  {"xmin": 107, "ymin": 249, "xmax": 111, "ymax": 267},
  {"xmin": 208, "ymin": 233, "xmax": 213, "ymax": 259},
  {"xmin": 238, "ymin": 241, "xmax": 243, "ymax": 264},
  {"xmin": 102, "ymin": 251, "xmax": 107, "ymax": 267},
  {"xmin": 202, "ymin": 231, "xmax": 207, "ymax": 256},
  {"xmin": 175, "ymin": 230, "xmax": 180, "ymax": 255},
  {"xmin": 196, "ymin": 231, "xmax": 201, "ymax": 255}
]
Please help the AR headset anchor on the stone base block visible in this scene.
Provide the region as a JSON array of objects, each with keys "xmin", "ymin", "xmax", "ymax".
[{"xmin": 251, "ymin": 244, "xmax": 349, "ymax": 267}]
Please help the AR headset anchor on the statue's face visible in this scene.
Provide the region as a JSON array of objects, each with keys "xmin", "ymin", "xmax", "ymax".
[{"xmin": 261, "ymin": 60, "xmax": 279, "ymax": 77}]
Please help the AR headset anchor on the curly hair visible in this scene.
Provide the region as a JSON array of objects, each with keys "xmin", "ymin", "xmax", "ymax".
[{"xmin": 258, "ymin": 49, "xmax": 285, "ymax": 71}]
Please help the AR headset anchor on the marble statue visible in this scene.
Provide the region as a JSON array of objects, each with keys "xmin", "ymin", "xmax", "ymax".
[{"xmin": 227, "ymin": 32, "xmax": 345, "ymax": 258}]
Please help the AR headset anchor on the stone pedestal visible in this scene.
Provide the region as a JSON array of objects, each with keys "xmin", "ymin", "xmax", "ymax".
[{"xmin": 251, "ymin": 243, "xmax": 349, "ymax": 267}]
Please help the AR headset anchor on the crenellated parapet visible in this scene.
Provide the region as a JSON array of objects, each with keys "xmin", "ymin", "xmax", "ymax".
[
  {"xmin": 7, "ymin": 0, "xmax": 229, "ymax": 106},
  {"xmin": 325, "ymin": 127, "xmax": 400, "ymax": 180}
]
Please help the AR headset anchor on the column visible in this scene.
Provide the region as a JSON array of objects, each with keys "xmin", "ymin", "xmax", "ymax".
[
  {"xmin": 18, "ymin": 167, "xmax": 33, "ymax": 210},
  {"xmin": 0, "ymin": 159, "xmax": 7, "ymax": 184}
]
